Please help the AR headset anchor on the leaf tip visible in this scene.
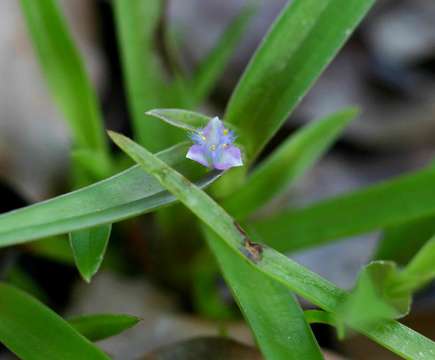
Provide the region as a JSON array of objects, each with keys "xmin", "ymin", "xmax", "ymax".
[
  {"xmin": 126, "ymin": 315, "xmax": 142, "ymax": 327},
  {"xmin": 107, "ymin": 130, "xmax": 127, "ymax": 147},
  {"xmin": 342, "ymin": 106, "xmax": 360, "ymax": 120},
  {"xmin": 80, "ymin": 271, "xmax": 93, "ymax": 284},
  {"xmin": 144, "ymin": 109, "xmax": 158, "ymax": 116}
]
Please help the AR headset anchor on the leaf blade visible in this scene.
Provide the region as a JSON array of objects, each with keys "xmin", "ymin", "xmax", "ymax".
[
  {"xmin": 19, "ymin": 0, "xmax": 108, "ymax": 156},
  {"xmin": 109, "ymin": 132, "xmax": 435, "ymax": 359},
  {"xmin": 69, "ymin": 224, "xmax": 112, "ymax": 282},
  {"xmin": 0, "ymin": 143, "xmax": 222, "ymax": 246},
  {"xmin": 223, "ymin": 108, "xmax": 357, "ymax": 219},
  {"xmin": 203, "ymin": 227, "xmax": 323, "ymax": 360},
  {"xmin": 251, "ymin": 167, "xmax": 435, "ymax": 252},
  {"xmin": 109, "ymin": 131, "xmax": 324, "ymax": 358},
  {"xmin": 375, "ymin": 216, "xmax": 435, "ymax": 264},
  {"xmin": 146, "ymin": 109, "xmax": 211, "ymax": 132},
  {"xmin": 113, "ymin": 0, "xmax": 180, "ymax": 150},
  {"xmin": 68, "ymin": 314, "xmax": 140, "ymax": 342},
  {"xmin": 0, "ymin": 283, "xmax": 109, "ymax": 360},
  {"xmin": 224, "ymin": 0, "xmax": 374, "ymax": 162}
]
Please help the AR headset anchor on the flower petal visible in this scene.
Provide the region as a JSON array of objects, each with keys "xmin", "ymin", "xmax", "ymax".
[
  {"xmin": 213, "ymin": 145, "xmax": 243, "ymax": 170},
  {"xmin": 203, "ymin": 117, "xmax": 224, "ymax": 145},
  {"xmin": 186, "ymin": 145, "xmax": 210, "ymax": 168}
]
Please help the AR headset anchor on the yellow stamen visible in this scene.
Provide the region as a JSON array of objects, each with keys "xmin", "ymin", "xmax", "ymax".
[
  {"xmin": 209, "ymin": 144, "xmax": 216, "ymax": 151},
  {"xmin": 223, "ymin": 129, "xmax": 229, "ymax": 135}
]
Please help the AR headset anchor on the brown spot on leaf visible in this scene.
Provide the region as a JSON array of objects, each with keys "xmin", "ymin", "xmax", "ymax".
[
  {"xmin": 242, "ymin": 238, "xmax": 263, "ymax": 263},
  {"xmin": 233, "ymin": 221, "xmax": 247, "ymax": 237},
  {"xmin": 233, "ymin": 221, "xmax": 263, "ymax": 262}
]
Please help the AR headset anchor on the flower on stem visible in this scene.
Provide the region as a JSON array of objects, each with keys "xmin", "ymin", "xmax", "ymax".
[{"xmin": 186, "ymin": 117, "xmax": 243, "ymax": 170}]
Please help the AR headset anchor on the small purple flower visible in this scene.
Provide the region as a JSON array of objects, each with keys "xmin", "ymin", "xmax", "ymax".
[{"xmin": 186, "ymin": 117, "xmax": 243, "ymax": 170}]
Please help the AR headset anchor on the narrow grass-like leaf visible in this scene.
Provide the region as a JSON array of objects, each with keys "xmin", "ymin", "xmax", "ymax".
[
  {"xmin": 71, "ymin": 150, "xmax": 113, "ymax": 184},
  {"xmin": 304, "ymin": 310, "xmax": 344, "ymax": 336},
  {"xmin": 6, "ymin": 267, "xmax": 48, "ymax": 303},
  {"xmin": 19, "ymin": 0, "xmax": 108, "ymax": 158},
  {"xmin": 190, "ymin": 5, "xmax": 254, "ymax": 106},
  {"xmin": 392, "ymin": 235, "xmax": 435, "ymax": 294},
  {"xmin": 68, "ymin": 314, "xmax": 140, "ymax": 342},
  {"xmin": 304, "ymin": 310, "xmax": 345, "ymax": 339},
  {"xmin": 110, "ymin": 133, "xmax": 323, "ymax": 359},
  {"xmin": 109, "ymin": 132, "xmax": 435, "ymax": 359},
  {"xmin": 69, "ymin": 225, "xmax": 112, "ymax": 283},
  {"xmin": 223, "ymin": 108, "xmax": 357, "ymax": 219},
  {"xmin": 340, "ymin": 261, "xmax": 410, "ymax": 327},
  {"xmin": 26, "ymin": 236, "xmax": 74, "ymax": 264},
  {"xmin": 251, "ymin": 167, "xmax": 435, "ymax": 252},
  {"xmin": 340, "ymin": 237, "xmax": 435, "ymax": 328},
  {"xmin": 375, "ymin": 216, "xmax": 435, "ymax": 264},
  {"xmin": 113, "ymin": 0, "xmax": 181, "ymax": 150},
  {"xmin": 0, "ymin": 143, "xmax": 222, "ymax": 246},
  {"xmin": 203, "ymin": 227, "xmax": 323, "ymax": 359},
  {"xmin": 224, "ymin": 0, "xmax": 374, "ymax": 162},
  {"xmin": 146, "ymin": 109, "xmax": 211, "ymax": 132},
  {"xmin": 0, "ymin": 283, "xmax": 109, "ymax": 360}
]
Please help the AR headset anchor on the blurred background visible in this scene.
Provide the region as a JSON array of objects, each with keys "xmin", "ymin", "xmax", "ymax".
[{"xmin": 0, "ymin": 0, "xmax": 434, "ymax": 358}]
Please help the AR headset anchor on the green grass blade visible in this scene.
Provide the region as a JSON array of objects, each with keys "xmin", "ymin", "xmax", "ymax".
[
  {"xmin": 190, "ymin": 5, "xmax": 254, "ymax": 106},
  {"xmin": 19, "ymin": 0, "xmax": 108, "ymax": 157},
  {"xmin": 375, "ymin": 217, "xmax": 435, "ymax": 264},
  {"xmin": 6, "ymin": 267, "xmax": 48, "ymax": 304},
  {"xmin": 109, "ymin": 132, "xmax": 435, "ymax": 359},
  {"xmin": 113, "ymin": 0, "xmax": 180, "ymax": 150},
  {"xmin": 203, "ymin": 227, "xmax": 323, "ymax": 359},
  {"xmin": 224, "ymin": 0, "xmax": 374, "ymax": 163},
  {"xmin": 0, "ymin": 143, "xmax": 222, "ymax": 246},
  {"xmin": 339, "ymin": 261, "xmax": 410, "ymax": 328},
  {"xmin": 146, "ymin": 109, "xmax": 211, "ymax": 132},
  {"xmin": 392, "ymin": 235, "xmax": 435, "ymax": 294},
  {"xmin": 304, "ymin": 310, "xmax": 344, "ymax": 339},
  {"xmin": 251, "ymin": 167, "xmax": 435, "ymax": 253},
  {"xmin": 68, "ymin": 314, "xmax": 140, "ymax": 342},
  {"xmin": 110, "ymin": 132, "xmax": 323, "ymax": 358},
  {"xmin": 69, "ymin": 224, "xmax": 112, "ymax": 283},
  {"xmin": 223, "ymin": 108, "xmax": 357, "ymax": 219},
  {"xmin": 0, "ymin": 283, "xmax": 109, "ymax": 360},
  {"xmin": 27, "ymin": 236, "xmax": 74, "ymax": 264}
]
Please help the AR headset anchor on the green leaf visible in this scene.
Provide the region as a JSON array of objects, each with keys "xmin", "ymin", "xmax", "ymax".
[
  {"xmin": 110, "ymin": 132, "xmax": 323, "ymax": 359},
  {"xmin": 68, "ymin": 314, "xmax": 140, "ymax": 342},
  {"xmin": 340, "ymin": 236, "xmax": 435, "ymax": 328},
  {"xmin": 19, "ymin": 0, "xmax": 108, "ymax": 158},
  {"xmin": 69, "ymin": 224, "xmax": 112, "ymax": 282},
  {"xmin": 0, "ymin": 143, "xmax": 222, "ymax": 246},
  {"xmin": 6, "ymin": 267, "xmax": 48, "ymax": 303},
  {"xmin": 375, "ymin": 216, "xmax": 435, "ymax": 264},
  {"xmin": 339, "ymin": 262, "xmax": 411, "ymax": 327},
  {"xmin": 146, "ymin": 109, "xmax": 211, "ymax": 132},
  {"xmin": 203, "ymin": 227, "xmax": 323, "ymax": 359},
  {"xmin": 191, "ymin": 249, "xmax": 236, "ymax": 319},
  {"xmin": 251, "ymin": 166, "xmax": 435, "ymax": 253},
  {"xmin": 71, "ymin": 150, "xmax": 113, "ymax": 184},
  {"xmin": 190, "ymin": 4, "xmax": 254, "ymax": 106},
  {"xmin": 304, "ymin": 310, "xmax": 345, "ymax": 339},
  {"xmin": 223, "ymin": 108, "xmax": 357, "ymax": 219},
  {"xmin": 224, "ymin": 0, "xmax": 374, "ymax": 162},
  {"xmin": 26, "ymin": 236, "xmax": 74, "ymax": 264},
  {"xmin": 109, "ymin": 131, "xmax": 435, "ymax": 359},
  {"xmin": 0, "ymin": 283, "xmax": 109, "ymax": 360},
  {"xmin": 392, "ymin": 235, "xmax": 435, "ymax": 294},
  {"xmin": 113, "ymin": 0, "xmax": 180, "ymax": 150}
]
